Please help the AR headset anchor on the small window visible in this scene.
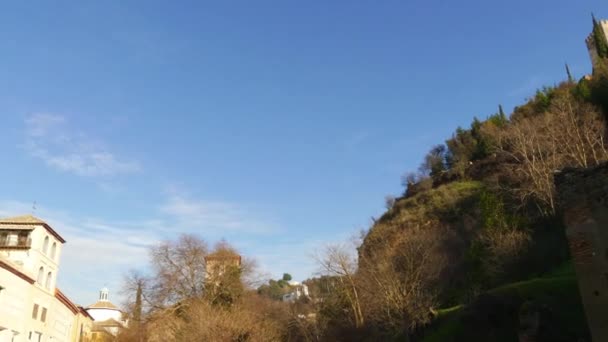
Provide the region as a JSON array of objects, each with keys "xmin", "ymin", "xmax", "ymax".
[
  {"xmin": 45, "ymin": 272, "xmax": 52, "ymax": 290},
  {"xmin": 50, "ymin": 242, "xmax": 57, "ymax": 259},
  {"xmin": 37, "ymin": 267, "xmax": 44, "ymax": 284},
  {"xmin": 32, "ymin": 304, "xmax": 39, "ymax": 319},
  {"xmin": 40, "ymin": 308, "xmax": 47, "ymax": 322},
  {"xmin": 0, "ymin": 232, "xmax": 8, "ymax": 245},
  {"xmin": 42, "ymin": 236, "xmax": 49, "ymax": 254},
  {"xmin": 7, "ymin": 233, "xmax": 17, "ymax": 246},
  {"xmin": 18, "ymin": 232, "xmax": 29, "ymax": 246}
]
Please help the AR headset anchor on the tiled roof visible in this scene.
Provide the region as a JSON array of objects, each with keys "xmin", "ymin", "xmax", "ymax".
[
  {"xmin": 87, "ymin": 300, "xmax": 120, "ymax": 310},
  {"xmin": 0, "ymin": 215, "xmax": 46, "ymax": 224},
  {"xmin": 0, "ymin": 215, "xmax": 66, "ymax": 243},
  {"xmin": 55, "ymin": 288, "xmax": 79, "ymax": 315}
]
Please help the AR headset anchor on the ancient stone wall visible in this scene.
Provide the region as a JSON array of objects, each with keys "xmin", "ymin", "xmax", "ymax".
[{"xmin": 555, "ymin": 162, "xmax": 608, "ymax": 342}]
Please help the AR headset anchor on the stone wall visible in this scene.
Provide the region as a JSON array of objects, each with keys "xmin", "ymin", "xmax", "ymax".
[{"xmin": 555, "ymin": 162, "xmax": 608, "ymax": 342}]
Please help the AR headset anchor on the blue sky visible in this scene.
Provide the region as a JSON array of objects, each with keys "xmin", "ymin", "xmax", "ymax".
[{"xmin": 0, "ymin": 1, "xmax": 604, "ymax": 305}]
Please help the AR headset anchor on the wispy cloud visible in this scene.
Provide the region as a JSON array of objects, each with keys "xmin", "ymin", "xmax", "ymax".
[
  {"xmin": 160, "ymin": 194, "xmax": 279, "ymax": 235},
  {"xmin": 23, "ymin": 114, "xmax": 141, "ymax": 177},
  {"xmin": 0, "ymin": 195, "xmax": 348, "ymax": 305}
]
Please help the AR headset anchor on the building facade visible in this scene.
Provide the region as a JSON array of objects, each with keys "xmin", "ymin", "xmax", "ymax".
[
  {"xmin": 204, "ymin": 253, "xmax": 242, "ymax": 286},
  {"xmin": 281, "ymin": 281, "xmax": 310, "ymax": 303},
  {"xmin": 85, "ymin": 288, "xmax": 127, "ymax": 341},
  {"xmin": 0, "ymin": 215, "xmax": 93, "ymax": 342}
]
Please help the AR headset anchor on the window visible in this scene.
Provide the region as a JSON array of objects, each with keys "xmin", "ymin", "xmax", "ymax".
[
  {"xmin": 18, "ymin": 232, "xmax": 29, "ymax": 246},
  {"xmin": 45, "ymin": 272, "xmax": 52, "ymax": 290},
  {"xmin": 28, "ymin": 331, "xmax": 42, "ymax": 342},
  {"xmin": 32, "ymin": 304, "xmax": 39, "ymax": 319},
  {"xmin": 50, "ymin": 242, "xmax": 57, "ymax": 259},
  {"xmin": 6, "ymin": 233, "xmax": 17, "ymax": 246},
  {"xmin": 42, "ymin": 236, "xmax": 49, "ymax": 254},
  {"xmin": 37, "ymin": 267, "xmax": 44, "ymax": 284},
  {"xmin": 40, "ymin": 308, "xmax": 47, "ymax": 322},
  {"xmin": 0, "ymin": 232, "xmax": 7, "ymax": 245}
]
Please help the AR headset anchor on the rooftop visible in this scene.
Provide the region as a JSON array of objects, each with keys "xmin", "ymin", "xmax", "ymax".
[
  {"xmin": 0, "ymin": 215, "xmax": 66, "ymax": 243},
  {"xmin": 87, "ymin": 300, "xmax": 120, "ymax": 310},
  {"xmin": 0, "ymin": 215, "xmax": 46, "ymax": 225}
]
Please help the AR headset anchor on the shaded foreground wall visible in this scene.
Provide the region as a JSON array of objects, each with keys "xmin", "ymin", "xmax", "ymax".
[{"xmin": 555, "ymin": 162, "xmax": 608, "ymax": 342}]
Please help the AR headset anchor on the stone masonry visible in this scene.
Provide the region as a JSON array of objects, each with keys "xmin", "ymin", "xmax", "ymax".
[{"xmin": 555, "ymin": 162, "xmax": 608, "ymax": 342}]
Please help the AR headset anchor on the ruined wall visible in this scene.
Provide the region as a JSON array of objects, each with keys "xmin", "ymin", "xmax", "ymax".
[{"xmin": 555, "ymin": 162, "xmax": 608, "ymax": 342}]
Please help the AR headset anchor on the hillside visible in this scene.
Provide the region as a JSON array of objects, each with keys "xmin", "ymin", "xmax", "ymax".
[{"xmin": 348, "ymin": 65, "xmax": 608, "ymax": 340}]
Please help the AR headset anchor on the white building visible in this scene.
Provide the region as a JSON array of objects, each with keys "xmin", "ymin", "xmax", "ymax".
[
  {"xmin": 0, "ymin": 215, "xmax": 93, "ymax": 342},
  {"xmin": 85, "ymin": 288, "xmax": 127, "ymax": 339},
  {"xmin": 281, "ymin": 281, "xmax": 310, "ymax": 303}
]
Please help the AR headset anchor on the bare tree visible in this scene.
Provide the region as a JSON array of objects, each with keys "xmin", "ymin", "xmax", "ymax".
[
  {"xmin": 148, "ymin": 295, "xmax": 288, "ymax": 342},
  {"xmin": 384, "ymin": 195, "xmax": 396, "ymax": 210},
  {"xmin": 358, "ymin": 227, "xmax": 452, "ymax": 332},
  {"xmin": 149, "ymin": 234, "xmax": 208, "ymax": 307},
  {"xmin": 494, "ymin": 93, "xmax": 608, "ymax": 215},
  {"xmin": 122, "ymin": 270, "xmax": 152, "ymax": 318},
  {"xmin": 476, "ymin": 228, "xmax": 531, "ymax": 280},
  {"xmin": 315, "ymin": 243, "xmax": 364, "ymax": 328}
]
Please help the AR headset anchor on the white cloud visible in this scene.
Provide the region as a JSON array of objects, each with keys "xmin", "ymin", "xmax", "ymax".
[
  {"xmin": 0, "ymin": 192, "xmax": 286, "ymax": 306},
  {"xmin": 160, "ymin": 194, "xmax": 279, "ymax": 235},
  {"xmin": 23, "ymin": 114, "xmax": 141, "ymax": 177}
]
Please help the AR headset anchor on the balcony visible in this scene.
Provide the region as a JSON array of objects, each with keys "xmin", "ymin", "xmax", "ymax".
[{"xmin": 0, "ymin": 238, "xmax": 32, "ymax": 250}]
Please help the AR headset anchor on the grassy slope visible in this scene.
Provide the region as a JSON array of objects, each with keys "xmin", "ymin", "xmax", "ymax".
[
  {"xmin": 422, "ymin": 262, "xmax": 590, "ymax": 342},
  {"xmin": 362, "ymin": 181, "xmax": 483, "ymax": 255}
]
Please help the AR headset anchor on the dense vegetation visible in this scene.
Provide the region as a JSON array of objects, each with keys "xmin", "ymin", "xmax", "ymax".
[
  {"xmin": 116, "ymin": 19, "xmax": 608, "ymax": 342},
  {"xmin": 307, "ymin": 62, "xmax": 608, "ymax": 340},
  {"xmin": 299, "ymin": 37, "xmax": 608, "ymax": 340}
]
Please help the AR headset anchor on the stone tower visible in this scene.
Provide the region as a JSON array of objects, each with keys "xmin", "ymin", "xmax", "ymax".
[{"xmin": 586, "ymin": 16, "xmax": 608, "ymax": 69}]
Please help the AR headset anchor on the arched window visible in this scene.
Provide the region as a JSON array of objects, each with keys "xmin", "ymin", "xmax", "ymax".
[
  {"xmin": 45, "ymin": 272, "xmax": 52, "ymax": 290},
  {"xmin": 50, "ymin": 242, "xmax": 57, "ymax": 260},
  {"xmin": 37, "ymin": 266, "xmax": 44, "ymax": 284},
  {"xmin": 42, "ymin": 236, "xmax": 49, "ymax": 254}
]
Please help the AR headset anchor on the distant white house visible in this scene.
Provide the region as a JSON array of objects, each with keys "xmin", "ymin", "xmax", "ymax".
[{"xmin": 281, "ymin": 281, "xmax": 309, "ymax": 303}]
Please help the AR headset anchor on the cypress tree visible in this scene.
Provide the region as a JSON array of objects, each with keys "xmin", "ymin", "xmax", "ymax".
[
  {"xmin": 134, "ymin": 284, "xmax": 142, "ymax": 322},
  {"xmin": 592, "ymin": 14, "xmax": 608, "ymax": 59},
  {"xmin": 494, "ymin": 104, "xmax": 508, "ymax": 126},
  {"xmin": 565, "ymin": 63, "xmax": 575, "ymax": 83}
]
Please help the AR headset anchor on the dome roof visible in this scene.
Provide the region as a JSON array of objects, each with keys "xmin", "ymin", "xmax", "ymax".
[{"xmin": 87, "ymin": 300, "xmax": 120, "ymax": 310}]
